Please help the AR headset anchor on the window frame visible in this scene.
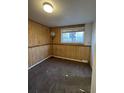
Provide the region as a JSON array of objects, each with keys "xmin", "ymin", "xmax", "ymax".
[{"xmin": 60, "ymin": 27, "xmax": 85, "ymax": 44}]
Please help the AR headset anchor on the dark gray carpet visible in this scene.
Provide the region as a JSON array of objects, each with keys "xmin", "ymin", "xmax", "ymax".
[{"xmin": 28, "ymin": 57, "xmax": 92, "ymax": 93}]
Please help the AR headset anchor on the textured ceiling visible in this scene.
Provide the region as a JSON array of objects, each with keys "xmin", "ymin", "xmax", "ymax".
[{"xmin": 28, "ymin": 0, "xmax": 96, "ymax": 27}]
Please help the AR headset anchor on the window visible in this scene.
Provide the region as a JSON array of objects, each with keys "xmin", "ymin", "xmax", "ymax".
[{"xmin": 61, "ymin": 27, "xmax": 84, "ymax": 44}]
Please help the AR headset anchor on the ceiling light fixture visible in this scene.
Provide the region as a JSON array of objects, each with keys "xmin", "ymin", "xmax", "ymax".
[{"xmin": 43, "ymin": 2, "xmax": 53, "ymax": 13}]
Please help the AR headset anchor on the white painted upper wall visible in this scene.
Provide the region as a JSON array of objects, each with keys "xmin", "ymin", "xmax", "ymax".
[
  {"xmin": 91, "ymin": 22, "xmax": 96, "ymax": 93},
  {"xmin": 84, "ymin": 23, "xmax": 92, "ymax": 45}
]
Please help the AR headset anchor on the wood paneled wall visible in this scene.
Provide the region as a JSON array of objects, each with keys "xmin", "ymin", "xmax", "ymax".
[
  {"xmin": 28, "ymin": 20, "xmax": 51, "ymax": 67},
  {"xmin": 53, "ymin": 44, "xmax": 90, "ymax": 61},
  {"xmin": 28, "ymin": 20, "xmax": 91, "ymax": 67},
  {"xmin": 28, "ymin": 20, "xmax": 51, "ymax": 46},
  {"xmin": 28, "ymin": 45, "xmax": 51, "ymax": 67},
  {"xmin": 51, "ymin": 27, "xmax": 91, "ymax": 62},
  {"xmin": 50, "ymin": 27, "xmax": 61, "ymax": 44}
]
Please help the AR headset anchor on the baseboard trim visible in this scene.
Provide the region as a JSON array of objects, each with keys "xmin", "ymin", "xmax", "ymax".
[
  {"xmin": 28, "ymin": 55, "xmax": 52, "ymax": 70},
  {"xmin": 28, "ymin": 55, "xmax": 88, "ymax": 70},
  {"xmin": 52, "ymin": 55, "xmax": 88, "ymax": 63}
]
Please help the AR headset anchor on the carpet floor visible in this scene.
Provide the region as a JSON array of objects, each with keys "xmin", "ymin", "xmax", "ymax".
[{"xmin": 28, "ymin": 57, "xmax": 92, "ymax": 93}]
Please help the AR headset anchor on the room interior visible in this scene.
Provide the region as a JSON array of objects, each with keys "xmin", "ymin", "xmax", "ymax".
[{"xmin": 28, "ymin": 0, "xmax": 96, "ymax": 93}]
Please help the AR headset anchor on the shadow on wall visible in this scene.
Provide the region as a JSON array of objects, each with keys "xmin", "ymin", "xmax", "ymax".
[{"xmin": 91, "ymin": 22, "xmax": 96, "ymax": 93}]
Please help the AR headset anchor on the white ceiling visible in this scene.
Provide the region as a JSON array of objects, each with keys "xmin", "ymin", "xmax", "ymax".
[{"xmin": 28, "ymin": 0, "xmax": 96, "ymax": 27}]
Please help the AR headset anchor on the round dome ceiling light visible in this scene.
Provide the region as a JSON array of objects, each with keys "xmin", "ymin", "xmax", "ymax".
[{"xmin": 43, "ymin": 2, "xmax": 53, "ymax": 13}]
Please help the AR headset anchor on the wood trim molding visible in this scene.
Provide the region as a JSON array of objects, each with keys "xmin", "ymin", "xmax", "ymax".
[
  {"xmin": 28, "ymin": 43, "xmax": 52, "ymax": 48},
  {"xmin": 50, "ymin": 24, "xmax": 85, "ymax": 28},
  {"xmin": 28, "ymin": 18, "xmax": 49, "ymax": 27},
  {"xmin": 29, "ymin": 43, "xmax": 91, "ymax": 48},
  {"xmin": 52, "ymin": 43, "xmax": 91, "ymax": 47}
]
